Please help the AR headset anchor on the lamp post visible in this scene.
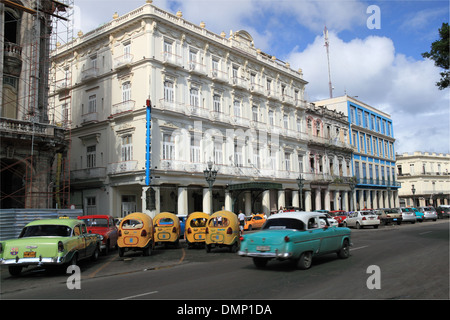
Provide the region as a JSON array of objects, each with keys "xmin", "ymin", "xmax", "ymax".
[
  {"xmin": 296, "ymin": 174, "xmax": 304, "ymax": 211},
  {"xmin": 204, "ymin": 161, "xmax": 217, "ymax": 214},
  {"xmin": 411, "ymin": 184, "xmax": 416, "ymax": 207}
]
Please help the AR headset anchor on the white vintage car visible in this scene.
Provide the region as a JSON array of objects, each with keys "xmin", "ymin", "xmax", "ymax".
[{"xmin": 344, "ymin": 211, "xmax": 380, "ymax": 229}]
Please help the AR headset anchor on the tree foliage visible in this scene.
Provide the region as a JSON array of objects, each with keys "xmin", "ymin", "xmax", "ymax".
[{"xmin": 422, "ymin": 22, "xmax": 449, "ymax": 90}]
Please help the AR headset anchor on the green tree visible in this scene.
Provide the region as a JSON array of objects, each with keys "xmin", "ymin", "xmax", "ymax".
[{"xmin": 422, "ymin": 22, "xmax": 449, "ymax": 90}]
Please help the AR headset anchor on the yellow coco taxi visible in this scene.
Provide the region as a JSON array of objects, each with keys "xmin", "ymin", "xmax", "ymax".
[
  {"xmin": 118, "ymin": 212, "xmax": 154, "ymax": 257},
  {"xmin": 205, "ymin": 210, "xmax": 240, "ymax": 253},
  {"xmin": 185, "ymin": 212, "xmax": 209, "ymax": 248},
  {"xmin": 154, "ymin": 212, "xmax": 180, "ymax": 247}
]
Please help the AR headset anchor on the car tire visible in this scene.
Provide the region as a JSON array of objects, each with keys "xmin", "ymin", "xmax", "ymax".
[
  {"xmin": 91, "ymin": 246, "xmax": 99, "ymax": 261},
  {"xmin": 8, "ymin": 266, "xmax": 22, "ymax": 276},
  {"xmin": 253, "ymin": 257, "xmax": 268, "ymax": 269},
  {"xmin": 297, "ymin": 251, "xmax": 313, "ymax": 270},
  {"xmin": 69, "ymin": 253, "xmax": 78, "ymax": 266},
  {"xmin": 142, "ymin": 245, "xmax": 151, "ymax": 256},
  {"xmin": 206, "ymin": 244, "xmax": 211, "ymax": 253},
  {"xmin": 356, "ymin": 222, "xmax": 361, "ymax": 229},
  {"xmin": 337, "ymin": 239, "xmax": 350, "ymax": 259},
  {"xmin": 119, "ymin": 247, "xmax": 125, "ymax": 257}
]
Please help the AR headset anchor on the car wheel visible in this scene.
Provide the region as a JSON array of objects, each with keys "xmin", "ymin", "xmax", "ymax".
[
  {"xmin": 230, "ymin": 241, "xmax": 239, "ymax": 253},
  {"xmin": 143, "ymin": 245, "xmax": 151, "ymax": 256},
  {"xmin": 8, "ymin": 266, "xmax": 22, "ymax": 276},
  {"xmin": 119, "ymin": 247, "xmax": 125, "ymax": 257},
  {"xmin": 337, "ymin": 239, "xmax": 350, "ymax": 259},
  {"xmin": 343, "ymin": 221, "xmax": 348, "ymax": 227},
  {"xmin": 91, "ymin": 246, "xmax": 99, "ymax": 261},
  {"xmin": 356, "ymin": 222, "xmax": 361, "ymax": 229},
  {"xmin": 206, "ymin": 244, "xmax": 211, "ymax": 253},
  {"xmin": 69, "ymin": 253, "xmax": 78, "ymax": 266},
  {"xmin": 297, "ymin": 251, "xmax": 313, "ymax": 270},
  {"xmin": 253, "ymin": 257, "xmax": 268, "ymax": 268}
]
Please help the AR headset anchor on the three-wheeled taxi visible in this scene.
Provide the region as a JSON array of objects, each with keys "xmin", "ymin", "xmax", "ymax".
[
  {"xmin": 154, "ymin": 212, "xmax": 180, "ymax": 247},
  {"xmin": 185, "ymin": 212, "xmax": 209, "ymax": 248},
  {"xmin": 117, "ymin": 212, "xmax": 154, "ymax": 257},
  {"xmin": 205, "ymin": 210, "xmax": 240, "ymax": 253}
]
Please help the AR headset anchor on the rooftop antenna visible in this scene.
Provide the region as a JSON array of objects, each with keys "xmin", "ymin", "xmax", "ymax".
[{"xmin": 324, "ymin": 26, "xmax": 333, "ymax": 98}]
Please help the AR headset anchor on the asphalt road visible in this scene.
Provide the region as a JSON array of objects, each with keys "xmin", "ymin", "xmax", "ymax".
[{"xmin": 1, "ymin": 219, "xmax": 448, "ymax": 300}]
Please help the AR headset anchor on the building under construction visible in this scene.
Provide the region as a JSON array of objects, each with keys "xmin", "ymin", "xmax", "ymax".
[{"xmin": 0, "ymin": 0, "xmax": 73, "ymax": 209}]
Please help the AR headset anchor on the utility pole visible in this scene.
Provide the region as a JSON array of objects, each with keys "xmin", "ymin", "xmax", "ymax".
[{"xmin": 324, "ymin": 26, "xmax": 333, "ymax": 98}]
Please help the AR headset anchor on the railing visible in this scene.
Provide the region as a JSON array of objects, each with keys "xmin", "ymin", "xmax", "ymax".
[
  {"xmin": 114, "ymin": 54, "xmax": 134, "ymax": 69},
  {"xmin": 107, "ymin": 160, "xmax": 138, "ymax": 174},
  {"xmin": 71, "ymin": 167, "xmax": 106, "ymax": 180},
  {"xmin": 111, "ymin": 100, "xmax": 135, "ymax": 116},
  {"xmin": 81, "ymin": 112, "xmax": 98, "ymax": 123}
]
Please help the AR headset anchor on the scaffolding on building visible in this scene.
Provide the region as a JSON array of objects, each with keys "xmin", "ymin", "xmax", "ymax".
[{"xmin": 0, "ymin": 0, "xmax": 73, "ymax": 209}]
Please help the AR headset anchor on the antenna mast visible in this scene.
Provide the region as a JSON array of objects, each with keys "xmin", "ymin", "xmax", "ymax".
[{"xmin": 324, "ymin": 26, "xmax": 333, "ymax": 98}]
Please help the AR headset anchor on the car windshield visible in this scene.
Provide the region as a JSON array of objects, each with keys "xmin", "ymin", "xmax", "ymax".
[
  {"xmin": 422, "ymin": 207, "xmax": 434, "ymax": 212},
  {"xmin": 83, "ymin": 218, "xmax": 108, "ymax": 227},
  {"xmin": 208, "ymin": 216, "xmax": 230, "ymax": 227},
  {"xmin": 385, "ymin": 209, "xmax": 400, "ymax": 214},
  {"xmin": 19, "ymin": 225, "xmax": 72, "ymax": 237},
  {"xmin": 157, "ymin": 218, "xmax": 174, "ymax": 226},
  {"xmin": 262, "ymin": 218, "xmax": 305, "ymax": 231},
  {"xmin": 189, "ymin": 218, "xmax": 207, "ymax": 227},
  {"xmin": 361, "ymin": 211, "xmax": 374, "ymax": 215},
  {"xmin": 121, "ymin": 219, "xmax": 143, "ymax": 229},
  {"xmin": 440, "ymin": 207, "xmax": 450, "ymax": 212}
]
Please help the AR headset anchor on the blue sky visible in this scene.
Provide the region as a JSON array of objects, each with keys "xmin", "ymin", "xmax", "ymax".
[{"xmin": 73, "ymin": 0, "xmax": 449, "ymax": 154}]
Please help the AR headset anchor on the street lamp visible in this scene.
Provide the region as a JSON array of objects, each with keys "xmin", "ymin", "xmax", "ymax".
[
  {"xmin": 204, "ymin": 161, "xmax": 217, "ymax": 214},
  {"xmin": 411, "ymin": 184, "xmax": 416, "ymax": 207},
  {"xmin": 296, "ymin": 174, "xmax": 304, "ymax": 210}
]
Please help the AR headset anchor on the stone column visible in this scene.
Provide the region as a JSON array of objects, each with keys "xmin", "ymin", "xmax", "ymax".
[
  {"xmin": 177, "ymin": 186, "xmax": 188, "ymax": 215},
  {"xmin": 262, "ymin": 190, "xmax": 270, "ymax": 215},
  {"xmin": 304, "ymin": 190, "xmax": 311, "ymax": 211}
]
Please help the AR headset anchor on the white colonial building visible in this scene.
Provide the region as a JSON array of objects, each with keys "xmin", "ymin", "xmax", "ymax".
[
  {"xmin": 50, "ymin": 1, "xmax": 355, "ymax": 218},
  {"xmin": 397, "ymin": 152, "xmax": 450, "ymax": 207}
]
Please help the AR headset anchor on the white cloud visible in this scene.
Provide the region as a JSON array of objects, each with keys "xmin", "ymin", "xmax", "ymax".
[{"xmin": 286, "ymin": 32, "xmax": 450, "ymax": 153}]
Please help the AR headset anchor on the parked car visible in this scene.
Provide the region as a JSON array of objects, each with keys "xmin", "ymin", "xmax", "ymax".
[
  {"xmin": 205, "ymin": 210, "xmax": 240, "ymax": 253},
  {"xmin": 417, "ymin": 206, "xmax": 437, "ymax": 221},
  {"xmin": 400, "ymin": 207, "xmax": 416, "ymax": 224},
  {"xmin": 375, "ymin": 208, "xmax": 403, "ymax": 225},
  {"xmin": 117, "ymin": 212, "xmax": 154, "ymax": 257},
  {"xmin": 436, "ymin": 205, "xmax": 450, "ymax": 219},
  {"xmin": 344, "ymin": 211, "xmax": 380, "ymax": 229},
  {"xmin": 154, "ymin": 212, "xmax": 181, "ymax": 247},
  {"xmin": 411, "ymin": 207, "xmax": 424, "ymax": 222},
  {"xmin": 0, "ymin": 218, "xmax": 101, "ymax": 276},
  {"xmin": 323, "ymin": 214, "xmax": 339, "ymax": 227},
  {"xmin": 329, "ymin": 210, "xmax": 348, "ymax": 227},
  {"xmin": 78, "ymin": 215, "xmax": 118, "ymax": 254},
  {"xmin": 244, "ymin": 214, "xmax": 266, "ymax": 231},
  {"xmin": 238, "ymin": 211, "xmax": 351, "ymax": 269}
]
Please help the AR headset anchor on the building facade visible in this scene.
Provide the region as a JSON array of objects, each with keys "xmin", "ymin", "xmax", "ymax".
[
  {"xmin": 315, "ymin": 95, "xmax": 400, "ymax": 210},
  {"xmin": 0, "ymin": 0, "xmax": 69, "ymax": 209},
  {"xmin": 50, "ymin": 2, "xmax": 356, "ymax": 218},
  {"xmin": 397, "ymin": 152, "xmax": 450, "ymax": 207}
]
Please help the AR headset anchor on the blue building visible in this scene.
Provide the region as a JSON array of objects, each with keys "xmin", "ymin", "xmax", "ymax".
[{"xmin": 315, "ymin": 95, "xmax": 400, "ymax": 209}]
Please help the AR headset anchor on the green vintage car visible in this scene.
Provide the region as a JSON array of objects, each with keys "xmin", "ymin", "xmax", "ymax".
[
  {"xmin": 0, "ymin": 218, "xmax": 101, "ymax": 276},
  {"xmin": 238, "ymin": 211, "xmax": 352, "ymax": 269}
]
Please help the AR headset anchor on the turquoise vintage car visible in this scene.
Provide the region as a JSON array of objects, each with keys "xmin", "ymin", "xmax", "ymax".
[
  {"xmin": 0, "ymin": 218, "xmax": 101, "ymax": 276},
  {"xmin": 238, "ymin": 211, "xmax": 351, "ymax": 269}
]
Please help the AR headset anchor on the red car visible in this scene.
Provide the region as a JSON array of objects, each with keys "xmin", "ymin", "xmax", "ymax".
[
  {"xmin": 78, "ymin": 215, "xmax": 119, "ymax": 254},
  {"xmin": 329, "ymin": 210, "xmax": 348, "ymax": 227}
]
